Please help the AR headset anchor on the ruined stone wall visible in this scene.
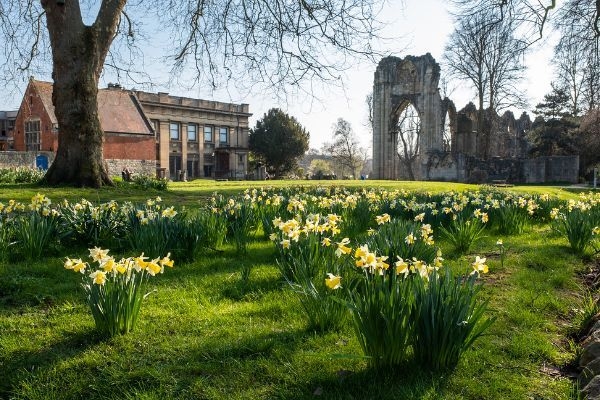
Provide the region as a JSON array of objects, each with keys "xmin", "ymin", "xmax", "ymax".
[{"xmin": 372, "ymin": 54, "xmax": 450, "ymax": 179}]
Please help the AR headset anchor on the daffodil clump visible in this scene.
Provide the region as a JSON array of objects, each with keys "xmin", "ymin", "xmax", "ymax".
[
  {"xmin": 65, "ymin": 247, "xmax": 174, "ymax": 337},
  {"xmin": 550, "ymin": 195, "xmax": 600, "ymax": 255}
]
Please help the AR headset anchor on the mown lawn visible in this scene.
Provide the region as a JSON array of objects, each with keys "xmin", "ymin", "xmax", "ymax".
[{"xmin": 0, "ymin": 180, "xmax": 591, "ymax": 399}]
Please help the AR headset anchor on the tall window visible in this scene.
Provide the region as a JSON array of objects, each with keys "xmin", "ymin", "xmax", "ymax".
[
  {"xmin": 25, "ymin": 120, "xmax": 41, "ymax": 151},
  {"xmin": 219, "ymin": 127, "xmax": 228, "ymax": 144},
  {"xmin": 169, "ymin": 122, "xmax": 180, "ymax": 140},
  {"xmin": 188, "ymin": 123, "xmax": 197, "ymax": 141},
  {"xmin": 204, "ymin": 126, "xmax": 213, "ymax": 142}
]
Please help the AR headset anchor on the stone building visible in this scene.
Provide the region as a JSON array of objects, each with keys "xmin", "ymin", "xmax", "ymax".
[
  {"xmin": 372, "ymin": 54, "xmax": 579, "ymax": 183},
  {"xmin": 12, "ymin": 79, "xmax": 156, "ymax": 175},
  {"xmin": 132, "ymin": 90, "xmax": 251, "ymax": 180},
  {"xmin": 0, "ymin": 110, "xmax": 16, "ymax": 151}
]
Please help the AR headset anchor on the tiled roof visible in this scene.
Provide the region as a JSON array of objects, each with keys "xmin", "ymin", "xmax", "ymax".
[
  {"xmin": 97, "ymin": 89, "xmax": 152, "ymax": 135},
  {"xmin": 31, "ymin": 80, "xmax": 153, "ymax": 135},
  {"xmin": 32, "ymin": 80, "xmax": 57, "ymax": 125}
]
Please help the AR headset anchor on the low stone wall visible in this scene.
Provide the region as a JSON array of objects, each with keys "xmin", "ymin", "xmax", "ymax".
[
  {"xmin": 424, "ymin": 153, "xmax": 580, "ymax": 184},
  {"xmin": 105, "ymin": 159, "xmax": 157, "ymax": 178},
  {"xmin": 0, "ymin": 151, "xmax": 55, "ymax": 169},
  {"xmin": 0, "ymin": 151, "xmax": 156, "ymax": 178}
]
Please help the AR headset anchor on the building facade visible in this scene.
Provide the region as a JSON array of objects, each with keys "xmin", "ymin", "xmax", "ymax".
[
  {"xmin": 12, "ymin": 79, "xmax": 156, "ymax": 175},
  {"xmin": 133, "ymin": 90, "xmax": 251, "ymax": 180},
  {"xmin": 0, "ymin": 110, "xmax": 16, "ymax": 151}
]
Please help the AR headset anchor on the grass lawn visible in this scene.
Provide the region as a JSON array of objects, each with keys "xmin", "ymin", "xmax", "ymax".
[{"xmin": 0, "ymin": 180, "xmax": 591, "ymax": 399}]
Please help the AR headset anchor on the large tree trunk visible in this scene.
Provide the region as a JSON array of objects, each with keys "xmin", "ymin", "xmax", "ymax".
[
  {"xmin": 40, "ymin": 1, "xmax": 125, "ymax": 187},
  {"xmin": 42, "ymin": 54, "xmax": 112, "ymax": 187}
]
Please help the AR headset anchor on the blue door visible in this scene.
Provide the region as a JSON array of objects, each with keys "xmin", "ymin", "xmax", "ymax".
[{"xmin": 36, "ymin": 155, "xmax": 49, "ymax": 170}]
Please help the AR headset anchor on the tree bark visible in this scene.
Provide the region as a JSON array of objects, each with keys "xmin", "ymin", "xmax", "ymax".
[{"xmin": 40, "ymin": 0, "xmax": 125, "ymax": 187}]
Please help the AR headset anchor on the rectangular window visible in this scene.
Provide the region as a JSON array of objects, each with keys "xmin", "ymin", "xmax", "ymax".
[
  {"xmin": 219, "ymin": 127, "xmax": 228, "ymax": 144},
  {"xmin": 188, "ymin": 124, "xmax": 197, "ymax": 141},
  {"xmin": 169, "ymin": 122, "xmax": 180, "ymax": 140},
  {"xmin": 25, "ymin": 120, "xmax": 41, "ymax": 151},
  {"xmin": 204, "ymin": 126, "xmax": 213, "ymax": 142}
]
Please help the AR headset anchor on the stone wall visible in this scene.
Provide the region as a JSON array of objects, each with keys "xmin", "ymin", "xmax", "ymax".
[
  {"xmin": 0, "ymin": 151, "xmax": 156, "ymax": 179},
  {"xmin": 103, "ymin": 159, "xmax": 157, "ymax": 178},
  {"xmin": 0, "ymin": 151, "xmax": 55, "ymax": 168},
  {"xmin": 422, "ymin": 153, "xmax": 579, "ymax": 184}
]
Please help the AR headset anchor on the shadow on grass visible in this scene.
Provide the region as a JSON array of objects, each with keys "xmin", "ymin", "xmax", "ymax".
[
  {"xmin": 0, "ymin": 327, "xmax": 102, "ymax": 397},
  {"xmin": 282, "ymin": 366, "xmax": 452, "ymax": 400}
]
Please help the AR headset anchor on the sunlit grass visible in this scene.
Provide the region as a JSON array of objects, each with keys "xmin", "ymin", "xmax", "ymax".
[{"xmin": 0, "ymin": 183, "xmax": 590, "ymax": 399}]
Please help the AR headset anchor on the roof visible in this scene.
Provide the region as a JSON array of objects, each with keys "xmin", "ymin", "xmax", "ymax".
[
  {"xmin": 29, "ymin": 80, "xmax": 153, "ymax": 135},
  {"xmin": 31, "ymin": 80, "xmax": 57, "ymax": 125}
]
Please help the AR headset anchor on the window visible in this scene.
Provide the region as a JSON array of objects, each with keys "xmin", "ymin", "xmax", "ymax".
[
  {"xmin": 188, "ymin": 123, "xmax": 197, "ymax": 141},
  {"xmin": 169, "ymin": 122, "xmax": 180, "ymax": 140},
  {"xmin": 204, "ymin": 126, "xmax": 213, "ymax": 142},
  {"xmin": 219, "ymin": 127, "xmax": 228, "ymax": 144},
  {"xmin": 25, "ymin": 120, "xmax": 41, "ymax": 151}
]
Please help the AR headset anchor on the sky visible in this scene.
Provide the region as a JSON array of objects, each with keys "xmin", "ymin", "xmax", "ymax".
[{"xmin": 0, "ymin": 0, "xmax": 556, "ymax": 151}]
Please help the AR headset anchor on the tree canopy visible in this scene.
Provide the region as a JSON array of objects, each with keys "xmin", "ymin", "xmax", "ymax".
[
  {"xmin": 249, "ymin": 108, "xmax": 309, "ymax": 177},
  {"xmin": 0, "ymin": 0, "xmax": 382, "ymax": 187}
]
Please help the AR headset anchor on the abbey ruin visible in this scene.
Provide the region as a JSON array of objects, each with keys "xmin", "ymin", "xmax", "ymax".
[{"xmin": 371, "ymin": 54, "xmax": 579, "ymax": 183}]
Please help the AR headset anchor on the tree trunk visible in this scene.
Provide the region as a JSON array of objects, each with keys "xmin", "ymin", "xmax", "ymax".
[
  {"xmin": 40, "ymin": 1, "xmax": 125, "ymax": 187},
  {"xmin": 42, "ymin": 60, "xmax": 112, "ymax": 187}
]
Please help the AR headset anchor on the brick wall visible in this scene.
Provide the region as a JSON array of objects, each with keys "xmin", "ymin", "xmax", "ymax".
[
  {"xmin": 104, "ymin": 133, "xmax": 155, "ymax": 160},
  {"xmin": 13, "ymin": 86, "xmax": 57, "ymax": 152}
]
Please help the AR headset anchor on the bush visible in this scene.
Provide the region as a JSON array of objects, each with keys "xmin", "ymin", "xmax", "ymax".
[
  {"xmin": 131, "ymin": 174, "xmax": 168, "ymax": 191},
  {"xmin": 0, "ymin": 166, "xmax": 44, "ymax": 184}
]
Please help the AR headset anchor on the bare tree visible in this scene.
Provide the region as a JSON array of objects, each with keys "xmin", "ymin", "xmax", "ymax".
[
  {"xmin": 553, "ymin": 2, "xmax": 600, "ymax": 113},
  {"xmin": 444, "ymin": 10, "xmax": 526, "ymax": 158},
  {"xmin": 0, "ymin": 0, "xmax": 383, "ymax": 187},
  {"xmin": 451, "ymin": 0, "xmax": 600, "ymax": 45},
  {"xmin": 323, "ymin": 118, "xmax": 365, "ymax": 179},
  {"xmin": 395, "ymin": 104, "xmax": 420, "ymax": 180}
]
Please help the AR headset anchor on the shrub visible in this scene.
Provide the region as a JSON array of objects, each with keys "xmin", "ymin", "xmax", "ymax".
[
  {"xmin": 131, "ymin": 174, "xmax": 169, "ymax": 191},
  {"xmin": 0, "ymin": 166, "xmax": 44, "ymax": 184}
]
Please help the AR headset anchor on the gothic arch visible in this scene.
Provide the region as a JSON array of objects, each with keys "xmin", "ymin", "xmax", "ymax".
[{"xmin": 372, "ymin": 54, "xmax": 445, "ymax": 179}]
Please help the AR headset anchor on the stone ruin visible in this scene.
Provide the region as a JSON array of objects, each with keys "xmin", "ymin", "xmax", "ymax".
[{"xmin": 371, "ymin": 54, "xmax": 579, "ymax": 183}]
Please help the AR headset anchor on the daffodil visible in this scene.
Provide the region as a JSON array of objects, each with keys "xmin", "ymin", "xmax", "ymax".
[
  {"xmin": 89, "ymin": 247, "xmax": 109, "ymax": 262},
  {"xmin": 325, "ymin": 273, "xmax": 342, "ymax": 290},
  {"xmin": 89, "ymin": 270, "xmax": 107, "ymax": 285},
  {"xmin": 471, "ymin": 256, "xmax": 489, "ymax": 275}
]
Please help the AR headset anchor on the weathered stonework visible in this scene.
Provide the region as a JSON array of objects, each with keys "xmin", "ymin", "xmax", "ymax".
[
  {"xmin": 372, "ymin": 54, "xmax": 454, "ymax": 180},
  {"xmin": 372, "ymin": 54, "xmax": 579, "ymax": 183}
]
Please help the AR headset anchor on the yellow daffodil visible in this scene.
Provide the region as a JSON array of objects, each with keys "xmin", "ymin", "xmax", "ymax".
[
  {"xmin": 405, "ymin": 233, "xmax": 415, "ymax": 245},
  {"xmin": 89, "ymin": 270, "xmax": 107, "ymax": 285},
  {"xmin": 325, "ymin": 273, "xmax": 342, "ymax": 290},
  {"xmin": 321, "ymin": 237, "xmax": 332, "ymax": 247},
  {"xmin": 89, "ymin": 247, "xmax": 109, "ymax": 262},
  {"xmin": 280, "ymin": 239, "xmax": 291, "ymax": 249},
  {"xmin": 159, "ymin": 253, "xmax": 174, "ymax": 268},
  {"xmin": 471, "ymin": 256, "xmax": 489, "ymax": 275}
]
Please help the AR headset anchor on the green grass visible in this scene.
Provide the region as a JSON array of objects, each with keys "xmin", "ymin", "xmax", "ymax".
[{"xmin": 0, "ymin": 180, "xmax": 589, "ymax": 399}]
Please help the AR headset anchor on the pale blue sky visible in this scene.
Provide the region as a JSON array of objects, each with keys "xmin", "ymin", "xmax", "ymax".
[{"xmin": 0, "ymin": 0, "xmax": 555, "ymax": 150}]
